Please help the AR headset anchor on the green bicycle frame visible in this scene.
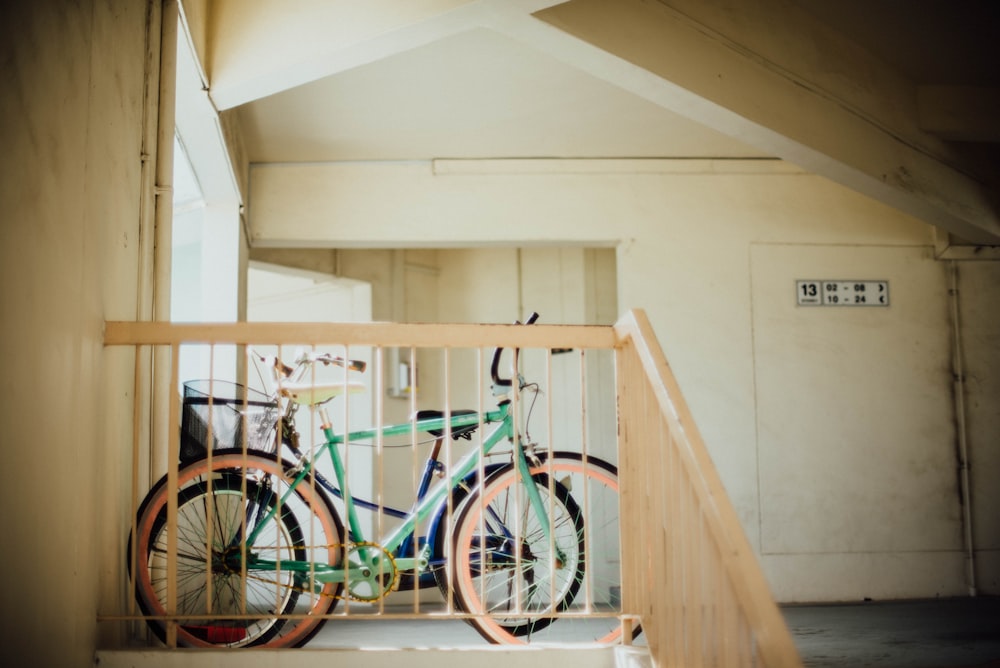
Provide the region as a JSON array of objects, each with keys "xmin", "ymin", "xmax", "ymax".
[{"xmin": 245, "ymin": 400, "xmax": 566, "ymax": 582}]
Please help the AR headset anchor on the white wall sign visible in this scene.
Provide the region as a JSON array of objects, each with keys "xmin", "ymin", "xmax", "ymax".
[{"xmin": 796, "ymin": 280, "xmax": 889, "ymax": 306}]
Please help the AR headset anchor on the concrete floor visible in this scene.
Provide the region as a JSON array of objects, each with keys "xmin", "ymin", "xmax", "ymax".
[
  {"xmin": 782, "ymin": 597, "xmax": 1000, "ymax": 668},
  {"xmin": 305, "ymin": 597, "xmax": 1000, "ymax": 666},
  {"xmin": 107, "ymin": 596, "xmax": 1000, "ymax": 667}
]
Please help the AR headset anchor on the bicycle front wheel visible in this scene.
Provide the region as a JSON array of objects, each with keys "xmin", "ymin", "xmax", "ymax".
[
  {"xmin": 130, "ymin": 451, "xmax": 344, "ymax": 648},
  {"xmin": 448, "ymin": 452, "xmax": 625, "ymax": 645}
]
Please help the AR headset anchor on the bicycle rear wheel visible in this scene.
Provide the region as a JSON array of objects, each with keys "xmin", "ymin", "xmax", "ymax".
[
  {"xmin": 447, "ymin": 452, "xmax": 626, "ymax": 645},
  {"xmin": 130, "ymin": 451, "xmax": 344, "ymax": 648}
]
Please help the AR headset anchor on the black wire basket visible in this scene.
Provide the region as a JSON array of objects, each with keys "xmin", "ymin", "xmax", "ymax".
[{"xmin": 180, "ymin": 380, "xmax": 279, "ymax": 463}]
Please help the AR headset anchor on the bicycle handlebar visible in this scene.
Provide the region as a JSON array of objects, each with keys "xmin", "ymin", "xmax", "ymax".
[
  {"xmin": 490, "ymin": 311, "xmax": 539, "ymax": 388},
  {"xmin": 248, "ymin": 348, "xmax": 367, "ymax": 381},
  {"xmin": 250, "ymin": 311, "xmax": 535, "ymax": 390}
]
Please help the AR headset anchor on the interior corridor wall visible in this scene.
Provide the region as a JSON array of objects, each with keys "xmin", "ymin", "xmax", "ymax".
[
  {"xmin": 250, "ymin": 159, "xmax": 1000, "ymax": 601},
  {"xmin": 956, "ymin": 261, "xmax": 1000, "ymax": 592},
  {"xmin": 432, "ymin": 246, "xmax": 619, "ymax": 465},
  {"xmin": 0, "ymin": 1, "xmax": 154, "ymax": 666},
  {"xmin": 248, "ymin": 245, "xmax": 620, "ymax": 604}
]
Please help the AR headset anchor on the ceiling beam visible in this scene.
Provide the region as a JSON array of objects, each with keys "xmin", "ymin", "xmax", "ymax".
[
  {"xmin": 175, "ymin": 13, "xmax": 242, "ymax": 207},
  {"xmin": 534, "ymin": 0, "xmax": 1000, "ymax": 244}
]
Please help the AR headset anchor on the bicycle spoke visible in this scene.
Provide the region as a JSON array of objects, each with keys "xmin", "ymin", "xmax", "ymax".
[{"xmin": 132, "ymin": 453, "xmax": 344, "ymax": 648}]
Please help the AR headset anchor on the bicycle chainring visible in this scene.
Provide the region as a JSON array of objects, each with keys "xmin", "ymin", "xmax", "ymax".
[{"xmin": 343, "ymin": 542, "xmax": 398, "ymax": 602}]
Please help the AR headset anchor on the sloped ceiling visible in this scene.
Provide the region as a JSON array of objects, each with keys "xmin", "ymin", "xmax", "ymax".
[
  {"xmin": 236, "ymin": 27, "xmax": 762, "ymax": 162},
  {"xmin": 177, "ymin": 0, "xmax": 1000, "ymax": 243}
]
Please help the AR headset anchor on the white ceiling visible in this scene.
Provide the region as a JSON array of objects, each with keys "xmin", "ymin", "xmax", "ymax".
[
  {"xmin": 226, "ymin": 0, "xmax": 999, "ymax": 166},
  {"xmin": 235, "ymin": 27, "xmax": 763, "ymax": 162},
  {"xmin": 178, "ymin": 0, "xmax": 999, "ymax": 243}
]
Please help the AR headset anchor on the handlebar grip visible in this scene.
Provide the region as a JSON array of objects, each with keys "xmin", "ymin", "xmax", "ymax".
[{"xmin": 344, "ymin": 359, "xmax": 367, "ymax": 373}]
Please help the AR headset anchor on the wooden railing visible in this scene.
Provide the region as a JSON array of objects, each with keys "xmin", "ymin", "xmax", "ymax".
[
  {"xmin": 616, "ymin": 310, "xmax": 802, "ymax": 667},
  {"xmin": 100, "ymin": 310, "xmax": 801, "ymax": 666}
]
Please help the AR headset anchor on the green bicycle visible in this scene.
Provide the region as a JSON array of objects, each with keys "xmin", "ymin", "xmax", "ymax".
[{"xmin": 129, "ymin": 313, "xmax": 626, "ymax": 648}]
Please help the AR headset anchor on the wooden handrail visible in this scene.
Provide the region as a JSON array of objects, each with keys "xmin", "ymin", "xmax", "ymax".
[
  {"xmin": 103, "ymin": 320, "xmax": 616, "ymax": 348},
  {"xmin": 614, "ymin": 309, "xmax": 802, "ymax": 667},
  {"xmin": 102, "ymin": 312, "xmax": 800, "ymax": 663}
]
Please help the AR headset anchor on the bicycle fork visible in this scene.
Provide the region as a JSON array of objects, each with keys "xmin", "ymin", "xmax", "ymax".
[{"xmin": 511, "ymin": 440, "xmax": 568, "ymax": 569}]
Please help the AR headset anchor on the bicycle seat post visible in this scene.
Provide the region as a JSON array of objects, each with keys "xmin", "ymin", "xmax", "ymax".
[
  {"xmin": 317, "ymin": 405, "xmax": 333, "ymax": 432},
  {"xmin": 415, "ymin": 437, "xmax": 446, "ymax": 502}
]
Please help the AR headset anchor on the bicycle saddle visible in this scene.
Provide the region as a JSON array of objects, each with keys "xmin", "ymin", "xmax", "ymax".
[
  {"xmin": 280, "ymin": 380, "xmax": 366, "ymax": 406},
  {"xmin": 413, "ymin": 409, "xmax": 479, "ymax": 440}
]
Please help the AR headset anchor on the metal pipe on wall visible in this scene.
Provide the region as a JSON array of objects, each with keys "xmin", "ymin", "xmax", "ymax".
[
  {"xmin": 152, "ymin": 0, "xmax": 177, "ymax": 478},
  {"xmin": 948, "ymin": 260, "xmax": 977, "ymax": 596},
  {"xmin": 154, "ymin": 0, "xmax": 176, "ymax": 322}
]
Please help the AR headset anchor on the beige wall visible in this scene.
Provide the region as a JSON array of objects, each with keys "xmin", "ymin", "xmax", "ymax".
[
  {"xmin": 249, "ymin": 245, "xmax": 620, "ymax": 549},
  {"xmin": 0, "ymin": 1, "xmax": 156, "ymax": 665},
  {"xmin": 2, "ymin": 3, "xmax": 997, "ymax": 665},
  {"xmin": 250, "ymin": 158, "xmax": 1000, "ymax": 601}
]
